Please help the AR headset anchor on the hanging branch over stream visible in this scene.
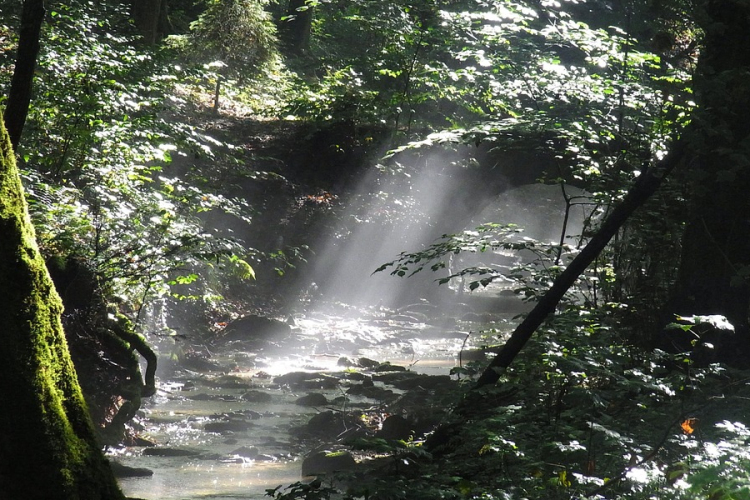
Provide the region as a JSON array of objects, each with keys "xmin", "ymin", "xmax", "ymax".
[{"xmin": 474, "ymin": 139, "xmax": 688, "ymax": 389}]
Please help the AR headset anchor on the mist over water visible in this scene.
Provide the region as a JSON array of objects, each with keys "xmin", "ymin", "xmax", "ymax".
[
  {"xmin": 301, "ymin": 154, "xmax": 479, "ymax": 308},
  {"xmin": 299, "ymin": 152, "xmax": 589, "ymax": 310},
  {"xmin": 474, "ymin": 183, "xmax": 590, "ymax": 244}
]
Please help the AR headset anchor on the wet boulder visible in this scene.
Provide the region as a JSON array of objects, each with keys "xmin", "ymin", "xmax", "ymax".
[
  {"xmin": 346, "ymin": 384, "xmax": 397, "ymax": 403},
  {"xmin": 234, "ymin": 409, "xmax": 263, "ymax": 420},
  {"xmin": 376, "ymin": 415, "xmax": 413, "ymax": 441},
  {"xmin": 206, "ymin": 375, "xmax": 253, "ymax": 389},
  {"xmin": 241, "ymin": 390, "xmax": 273, "ymax": 403},
  {"xmin": 373, "ymin": 362, "xmax": 406, "ymax": 373},
  {"xmin": 337, "ymin": 356, "xmax": 358, "ymax": 367},
  {"xmin": 274, "ymin": 371, "xmax": 339, "ymax": 390},
  {"xmin": 110, "ymin": 462, "xmax": 154, "ymax": 478},
  {"xmin": 301, "ymin": 450, "xmax": 356, "ymax": 476},
  {"xmin": 372, "ymin": 371, "xmax": 419, "ymax": 384},
  {"xmin": 372, "ymin": 371, "xmax": 454, "ymax": 390},
  {"xmin": 295, "ymin": 393, "xmax": 329, "ymax": 406},
  {"xmin": 304, "ymin": 410, "xmax": 362, "ymax": 438},
  {"xmin": 181, "ymin": 352, "xmax": 222, "ymax": 372},
  {"xmin": 222, "ymin": 315, "xmax": 292, "ymax": 343},
  {"xmin": 204, "ymin": 419, "xmax": 255, "ymax": 433},
  {"xmin": 357, "ymin": 357, "xmax": 380, "ymax": 369},
  {"xmin": 342, "ymin": 371, "xmax": 370, "ymax": 382}
]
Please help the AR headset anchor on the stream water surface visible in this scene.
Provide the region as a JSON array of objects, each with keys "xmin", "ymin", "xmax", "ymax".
[{"xmin": 114, "ymin": 296, "xmax": 523, "ymax": 500}]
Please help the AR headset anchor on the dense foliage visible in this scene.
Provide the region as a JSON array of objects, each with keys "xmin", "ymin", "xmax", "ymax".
[{"xmin": 1, "ymin": 0, "xmax": 257, "ymax": 322}]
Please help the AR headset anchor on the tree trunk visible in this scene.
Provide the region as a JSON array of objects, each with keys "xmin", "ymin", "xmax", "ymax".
[
  {"xmin": 474, "ymin": 141, "xmax": 686, "ymax": 388},
  {"xmin": 4, "ymin": 0, "xmax": 45, "ymax": 150},
  {"xmin": 0, "ymin": 117, "xmax": 124, "ymax": 498},
  {"xmin": 281, "ymin": 0, "xmax": 313, "ymax": 56},
  {"xmin": 665, "ymin": 0, "xmax": 750, "ymax": 365},
  {"xmin": 214, "ymin": 75, "xmax": 222, "ymax": 112},
  {"xmin": 131, "ymin": 0, "xmax": 165, "ymax": 44}
]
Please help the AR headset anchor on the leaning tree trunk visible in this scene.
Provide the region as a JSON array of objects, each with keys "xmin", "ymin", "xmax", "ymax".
[
  {"xmin": 474, "ymin": 140, "xmax": 686, "ymax": 388},
  {"xmin": 665, "ymin": 0, "xmax": 750, "ymax": 365},
  {"xmin": 0, "ymin": 117, "xmax": 124, "ymax": 498}
]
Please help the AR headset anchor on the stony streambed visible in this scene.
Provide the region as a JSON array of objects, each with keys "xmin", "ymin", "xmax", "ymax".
[{"xmin": 114, "ymin": 298, "xmax": 522, "ymax": 499}]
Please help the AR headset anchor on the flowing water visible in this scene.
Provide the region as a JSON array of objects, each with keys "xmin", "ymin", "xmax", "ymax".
[{"xmin": 115, "ymin": 296, "xmax": 524, "ymax": 500}]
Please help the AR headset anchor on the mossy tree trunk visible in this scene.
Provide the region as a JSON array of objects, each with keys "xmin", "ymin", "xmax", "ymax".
[{"xmin": 0, "ymin": 116, "xmax": 124, "ymax": 498}]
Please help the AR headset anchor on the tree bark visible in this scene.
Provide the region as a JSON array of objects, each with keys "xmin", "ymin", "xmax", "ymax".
[
  {"xmin": 475, "ymin": 141, "xmax": 686, "ymax": 388},
  {"xmin": 131, "ymin": 0, "xmax": 165, "ymax": 44},
  {"xmin": 4, "ymin": 0, "xmax": 45, "ymax": 150},
  {"xmin": 281, "ymin": 0, "xmax": 313, "ymax": 56},
  {"xmin": 0, "ymin": 117, "xmax": 124, "ymax": 498},
  {"xmin": 665, "ymin": 0, "xmax": 750, "ymax": 365}
]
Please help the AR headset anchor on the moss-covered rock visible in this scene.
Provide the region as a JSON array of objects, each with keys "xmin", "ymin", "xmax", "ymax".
[{"xmin": 0, "ymin": 117, "xmax": 124, "ymax": 499}]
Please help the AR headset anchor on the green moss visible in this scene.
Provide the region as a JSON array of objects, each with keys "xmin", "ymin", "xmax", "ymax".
[{"xmin": 0, "ymin": 116, "xmax": 124, "ymax": 498}]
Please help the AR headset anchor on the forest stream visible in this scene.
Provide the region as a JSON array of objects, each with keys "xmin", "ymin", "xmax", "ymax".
[
  {"xmin": 108, "ymin": 143, "xmax": 578, "ymax": 499},
  {"xmin": 113, "ymin": 295, "xmax": 525, "ymax": 500}
]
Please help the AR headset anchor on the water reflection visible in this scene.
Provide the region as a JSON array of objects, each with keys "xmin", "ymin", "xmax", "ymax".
[{"xmin": 119, "ymin": 459, "xmax": 301, "ymax": 500}]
